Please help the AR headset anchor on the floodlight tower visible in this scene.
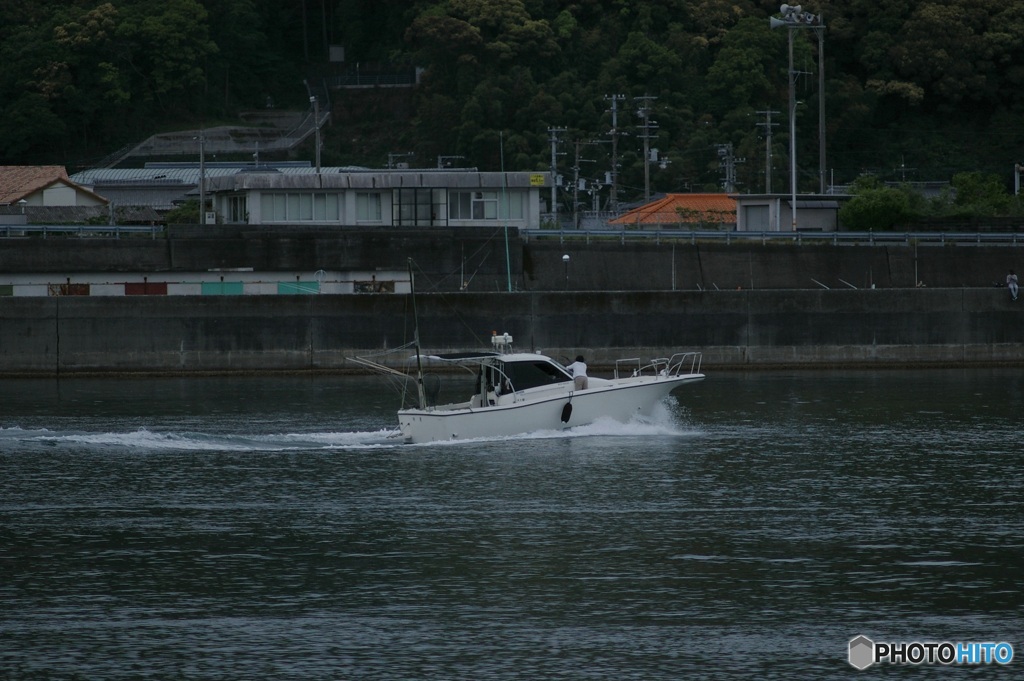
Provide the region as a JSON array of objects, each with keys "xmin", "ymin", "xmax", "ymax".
[{"xmin": 770, "ymin": 5, "xmax": 825, "ymax": 227}]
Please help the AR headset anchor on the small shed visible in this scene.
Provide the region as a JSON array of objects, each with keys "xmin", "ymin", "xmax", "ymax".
[{"xmin": 733, "ymin": 194, "xmax": 849, "ymax": 231}]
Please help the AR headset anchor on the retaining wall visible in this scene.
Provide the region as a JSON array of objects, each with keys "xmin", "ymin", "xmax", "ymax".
[
  {"xmin": 1, "ymin": 289, "xmax": 1021, "ymax": 375},
  {"xmin": 3, "ymin": 231, "xmax": 1023, "ymax": 292}
]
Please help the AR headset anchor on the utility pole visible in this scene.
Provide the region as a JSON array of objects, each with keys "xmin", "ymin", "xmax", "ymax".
[
  {"xmin": 895, "ymin": 156, "xmax": 915, "ymax": 182},
  {"xmin": 437, "ymin": 155, "xmax": 464, "ymax": 168},
  {"xmin": 571, "ymin": 139, "xmax": 596, "ymax": 229},
  {"xmin": 756, "ymin": 109, "xmax": 779, "ymax": 193},
  {"xmin": 572, "ymin": 139, "xmax": 584, "ymax": 229},
  {"xmin": 197, "ymin": 130, "xmax": 206, "ymax": 226},
  {"xmin": 604, "ymin": 94, "xmax": 626, "ymax": 212},
  {"xmin": 547, "ymin": 126, "xmax": 567, "ymax": 225},
  {"xmin": 387, "ymin": 152, "xmax": 414, "ymax": 169},
  {"xmin": 716, "ymin": 143, "xmax": 744, "ymax": 193},
  {"xmin": 636, "ymin": 95, "xmax": 658, "ymax": 202},
  {"xmin": 589, "ymin": 180, "xmax": 601, "ymax": 212}
]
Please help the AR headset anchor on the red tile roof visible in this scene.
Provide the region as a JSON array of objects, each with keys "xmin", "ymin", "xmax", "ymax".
[
  {"xmin": 0, "ymin": 165, "xmax": 107, "ymax": 205},
  {"xmin": 609, "ymin": 193, "xmax": 736, "ymax": 226}
]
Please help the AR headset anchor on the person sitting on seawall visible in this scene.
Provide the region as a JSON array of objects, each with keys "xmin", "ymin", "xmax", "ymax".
[
  {"xmin": 567, "ymin": 355, "xmax": 589, "ymax": 390},
  {"xmin": 1007, "ymin": 269, "xmax": 1019, "ymax": 301}
]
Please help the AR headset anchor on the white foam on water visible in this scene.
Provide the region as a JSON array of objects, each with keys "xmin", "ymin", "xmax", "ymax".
[
  {"xmin": 1, "ymin": 425, "xmax": 404, "ymax": 453},
  {"xmin": 1, "ymin": 399, "xmax": 700, "ymax": 453}
]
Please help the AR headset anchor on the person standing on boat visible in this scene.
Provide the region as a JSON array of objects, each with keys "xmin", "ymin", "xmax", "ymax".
[
  {"xmin": 568, "ymin": 355, "xmax": 589, "ymax": 390},
  {"xmin": 1007, "ymin": 270, "xmax": 1019, "ymax": 301}
]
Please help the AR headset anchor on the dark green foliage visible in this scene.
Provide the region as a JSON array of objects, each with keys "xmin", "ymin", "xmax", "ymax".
[
  {"xmin": 839, "ymin": 176, "xmax": 914, "ymax": 230},
  {"xmin": 164, "ymin": 199, "xmax": 199, "ymax": 224},
  {"xmin": 839, "ymin": 171, "xmax": 1023, "ymax": 229},
  {"xmin": 3, "ymin": 1, "xmax": 1024, "ymax": 215}
]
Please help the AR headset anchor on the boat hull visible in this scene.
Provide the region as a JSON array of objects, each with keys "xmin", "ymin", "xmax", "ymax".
[{"xmin": 398, "ymin": 373, "xmax": 704, "ymax": 444}]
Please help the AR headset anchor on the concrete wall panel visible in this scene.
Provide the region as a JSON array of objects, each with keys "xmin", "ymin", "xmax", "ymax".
[
  {"xmin": 3, "ymin": 288, "xmax": 1020, "ymax": 375},
  {"xmin": 0, "ymin": 298, "xmax": 57, "ymax": 373}
]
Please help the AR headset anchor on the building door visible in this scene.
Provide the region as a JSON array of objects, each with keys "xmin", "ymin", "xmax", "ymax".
[{"xmin": 744, "ymin": 204, "xmax": 770, "ymax": 231}]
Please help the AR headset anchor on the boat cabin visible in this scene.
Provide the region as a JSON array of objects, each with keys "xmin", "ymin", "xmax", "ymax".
[
  {"xmin": 431, "ymin": 352, "xmax": 573, "ymax": 408},
  {"xmin": 486, "ymin": 354, "xmax": 572, "ymax": 394}
]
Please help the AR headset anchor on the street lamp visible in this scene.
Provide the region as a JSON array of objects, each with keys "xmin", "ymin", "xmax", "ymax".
[
  {"xmin": 770, "ymin": 4, "xmax": 824, "ymax": 228},
  {"xmin": 310, "ymin": 96, "xmax": 321, "ymax": 174},
  {"xmin": 194, "ymin": 130, "xmax": 206, "ymax": 226},
  {"xmin": 562, "ymin": 254, "xmax": 570, "ymax": 290}
]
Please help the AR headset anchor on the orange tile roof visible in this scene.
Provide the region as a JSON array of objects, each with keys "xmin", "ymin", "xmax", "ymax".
[{"xmin": 609, "ymin": 193, "xmax": 736, "ymax": 226}]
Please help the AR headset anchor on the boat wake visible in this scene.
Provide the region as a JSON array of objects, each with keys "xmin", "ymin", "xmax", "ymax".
[
  {"xmin": 0, "ymin": 402, "xmax": 698, "ymax": 453},
  {"xmin": 0, "ymin": 425, "xmax": 403, "ymax": 453}
]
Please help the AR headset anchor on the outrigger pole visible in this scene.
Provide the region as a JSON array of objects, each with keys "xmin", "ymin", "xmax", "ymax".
[{"xmin": 408, "ymin": 258, "xmax": 427, "ymax": 409}]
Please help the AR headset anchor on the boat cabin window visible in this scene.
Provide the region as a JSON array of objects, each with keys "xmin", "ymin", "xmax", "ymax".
[{"xmin": 501, "ymin": 361, "xmax": 571, "ymax": 392}]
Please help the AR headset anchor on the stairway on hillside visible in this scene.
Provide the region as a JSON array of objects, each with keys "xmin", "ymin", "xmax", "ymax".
[{"xmin": 106, "ymin": 110, "xmax": 324, "ymax": 166}]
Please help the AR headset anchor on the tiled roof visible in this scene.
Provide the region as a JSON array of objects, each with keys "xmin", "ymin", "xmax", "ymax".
[
  {"xmin": 0, "ymin": 166, "xmax": 70, "ymax": 204},
  {"xmin": 610, "ymin": 193, "xmax": 736, "ymax": 226},
  {"xmin": 0, "ymin": 165, "xmax": 108, "ymax": 205}
]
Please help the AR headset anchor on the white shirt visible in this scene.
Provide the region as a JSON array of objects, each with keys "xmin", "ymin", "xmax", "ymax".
[{"xmin": 568, "ymin": 360, "xmax": 587, "ymax": 378}]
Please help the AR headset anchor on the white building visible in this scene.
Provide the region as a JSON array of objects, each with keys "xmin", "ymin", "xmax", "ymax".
[
  {"xmin": 204, "ymin": 169, "xmax": 550, "ymax": 229},
  {"xmin": 732, "ymin": 193, "xmax": 848, "ymax": 231}
]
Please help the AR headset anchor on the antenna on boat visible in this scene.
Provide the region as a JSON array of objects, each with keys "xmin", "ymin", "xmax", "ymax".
[{"xmin": 408, "ymin": 258, "xmax": 427, "ymax": 409}]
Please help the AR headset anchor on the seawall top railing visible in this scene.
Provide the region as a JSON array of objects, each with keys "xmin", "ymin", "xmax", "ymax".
[
  {"xmin": 4, "ymin": 224, "xmax": 1024, "ymax": 247},
  {"xmin": 0, "ymin": 225, "xmax": 164, "ymax": 239},
  {"xmin": 522, "ymin": 228, "xmax": 1024, "ymax": 247}
]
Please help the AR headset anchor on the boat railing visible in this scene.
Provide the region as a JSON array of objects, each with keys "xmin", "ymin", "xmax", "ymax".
[
  {"xmin": 614, "ymin": 352, "xmax": 702, "ymax": 379},
  {"xmin": 667, "ymin": 352, "xmax": 703, "ymax": 376},
  {"xmin": 613, "ymin": 357, "xmax": 643, "ymax": 379}
]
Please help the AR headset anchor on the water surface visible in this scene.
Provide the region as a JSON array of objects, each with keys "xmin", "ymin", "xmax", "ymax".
[{"xmin": 1, "ymin": 370, "xmax": 1022, "ymax": 679}]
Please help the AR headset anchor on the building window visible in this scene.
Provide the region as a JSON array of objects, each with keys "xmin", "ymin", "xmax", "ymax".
[
  {"xmin": 449, "ymin": 191, "xmax": 522, "ymax": 221},
  {"xmin": 393, "ymin": 188, "xmax": 444, "ymax": 226},
  {"xmin": 505, "ymin": 192, "xmax": 525, "ymax": 219},
  {"xmin": 356, "ymin": 192, "xmax": 382, "ymax": 222},
  {"xmin": 450, "ymin": 192, "xmax": 472, "ymax": 220},
  {"xmin": 228, "ymin": 196, "xmax": 247, "ymax": 223},
  {"xmin": 259, "ymin": 192, "xmax": 340, "ymax": 222}
]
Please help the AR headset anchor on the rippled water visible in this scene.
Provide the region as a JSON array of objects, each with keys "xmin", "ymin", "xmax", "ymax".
[{"xmin": 1, "ymin": 371, "xmax": 1022, "ymax": 679}]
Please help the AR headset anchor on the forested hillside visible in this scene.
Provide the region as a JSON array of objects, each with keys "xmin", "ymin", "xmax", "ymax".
[{"xmin": 3, "ymin": 1, "xmax": 1024, "ymax": 205}]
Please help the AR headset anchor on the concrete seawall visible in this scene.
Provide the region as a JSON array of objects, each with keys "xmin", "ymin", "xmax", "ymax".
[
  {"xmin": 2, "ymin": 289, "xmax": 1021, "ymax": 376},
  {"xmin": 4, "ymin": 230, "xmax": 1024, "ymax": 292}
]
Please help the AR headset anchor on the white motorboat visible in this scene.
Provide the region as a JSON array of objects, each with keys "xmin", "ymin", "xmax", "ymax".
[
  {"xmin": 349, "ymin": 260, "xmax": 705, "ymax": 444},
  {"xmin": 354, "ymin": 332, "xmax": 705, "ymax": 444},
  {"xmin": 397, "ymin": 333, "xmax": 703, "ymax": 443}
]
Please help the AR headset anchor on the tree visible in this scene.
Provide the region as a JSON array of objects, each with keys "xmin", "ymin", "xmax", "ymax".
[
  {"xmin": 946, "ymin": 172, "xmax": 1013, "ymax": 217},
  {"xmin": 838, "ymin": 176, "xmax": 914, "ymax": 230},
  {"xmin": 165, "ymin": 199, "xmax": 199, "ymax": 224},
  {"xmin": 705, "ymin": 17, "xmax": 781, "ymax": 115},
  {"xmin": 114, "ymin": 0, "xmax": 217, "ymax": 114}
]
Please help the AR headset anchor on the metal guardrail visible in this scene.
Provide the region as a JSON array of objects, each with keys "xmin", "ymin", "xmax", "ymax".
[
  {"xmin": 523, "ymin": 228, "xmax": 1024, "ymax": 246},
  {"xmin": 5, "ymin": 224, "xmax": 1024, "ymax": 246},
  {"xmin": 323, "ymin": 72, "xmax": 417, "ymax": 88},
  {"xmin": 0, "ymin": 225, "xmax": 164, "ymax": 239}
]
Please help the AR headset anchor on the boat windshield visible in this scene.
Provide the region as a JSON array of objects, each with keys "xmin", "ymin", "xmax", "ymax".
[{"xmin": 499, "ymin": 359, "xmax": 571, "ymax": 392}]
